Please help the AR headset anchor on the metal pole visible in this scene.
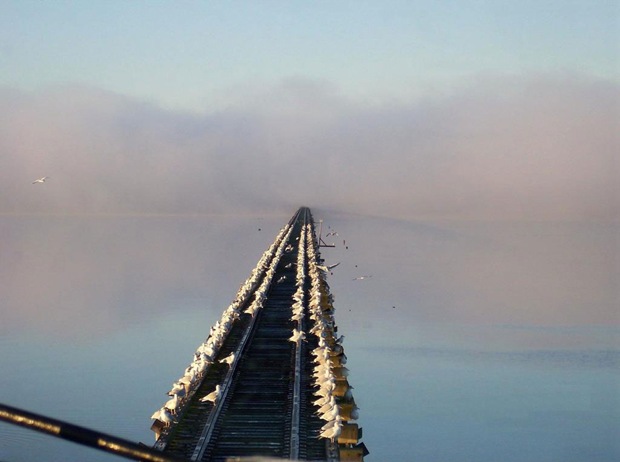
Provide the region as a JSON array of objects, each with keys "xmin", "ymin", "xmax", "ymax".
[{"xmin": 0, "ymin": 403, "xmax": 187, "ymax": 462}]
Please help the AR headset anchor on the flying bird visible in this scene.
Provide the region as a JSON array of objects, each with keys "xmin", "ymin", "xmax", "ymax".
[
  {"xmin": 317, "ymin": 262, "xmax": 341, "ymax": 273},
  {"xmin": 353, "ymin": 275, "xmax": 372, "ymax": 281},
  {"xmin": 32, "ymin": 176, "xmax": 49, "ymax": 184}
]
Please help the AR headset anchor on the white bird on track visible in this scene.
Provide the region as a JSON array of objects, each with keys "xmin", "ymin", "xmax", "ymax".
[
  {"xmin": 289, "ymin": 328, "xmax": 306, "ymax": 343},
  {"xmin": 200, "ymin": 384, "xmax": 221, "ymax": 403},
  {"xmin": 164, "ymin": 394, "xmax": 181, "ymax": 413},
  {"xmin": 32, "ymin": 176, "xmax": 49, "ymax": 184},
  {"xmin": 319, "ymin": 416, "xmax": 342, "ymax": 442},
  {"xmin": 168, "ymin": 382, "xmax": 187, "ymax": 398},
  {"xmin": 151, "ymin": 407, "xmax": 174, "ymax": 426},
  {"xmin": 219, "ymin": 352, "xmax": 235, "ymax": 366}
]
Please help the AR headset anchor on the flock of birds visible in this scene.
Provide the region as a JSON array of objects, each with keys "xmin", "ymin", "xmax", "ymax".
[
  {"xmin": 150, "ymin": 219, "xmax": 359, "ymax": 445},
  {"xmin": 301, "ymin": 224, "xmax": 359, "ymax": 442},
  {"xmin": 150, "ymin": 222, "xmax": 295, "ymax": 432}
]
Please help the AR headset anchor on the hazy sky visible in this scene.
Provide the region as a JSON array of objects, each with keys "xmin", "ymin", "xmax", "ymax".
[
  {"xmin": 0, "ymin": 1, "xmax": 618, "ymax": 220},
  {"xmin": 1, "ymin": 1, "xmax": 617, "ymax": 109}
]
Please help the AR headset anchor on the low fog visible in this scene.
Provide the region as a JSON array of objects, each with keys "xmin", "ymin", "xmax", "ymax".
[
  {"xmin": 1, "ymin": 74, "xmax": 618, "ymax": 221},
  {"xmin": 1, "ymin": 74, "xmax": 617, "ymax": 338}
]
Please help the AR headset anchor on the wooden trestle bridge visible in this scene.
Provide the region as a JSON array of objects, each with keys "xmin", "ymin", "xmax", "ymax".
[{"xmin": 149, "ymin": 207, "xmax": 368, "ymax": 461}]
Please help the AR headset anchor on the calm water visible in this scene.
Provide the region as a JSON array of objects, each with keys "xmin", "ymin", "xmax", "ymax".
[{"xmin": 0, "ymin": 213, "xmax": 618, "ymax": 461}]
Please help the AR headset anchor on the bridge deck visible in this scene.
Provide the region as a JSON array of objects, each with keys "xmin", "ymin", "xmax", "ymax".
[{"xmin": 150, "ymin": 207, "xmax": 367, "ymax": 461}]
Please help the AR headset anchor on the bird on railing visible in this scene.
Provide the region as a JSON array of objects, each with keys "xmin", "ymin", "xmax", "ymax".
[
  {"xmin": 151, "ymin": 407, "xmax": 174, "ymax": 426},
  {"xmin": 319, "ymin": 415, "xmax": 342, "ymax": 442},
  {"xmin": 200, "ymin": 384, "xmax": 221, "ymax": 404},
  {"xmin": 289, "ymin": 328, "xmax": 306, "ymax": 343},
  {"xmin": 167, "ymin": 382, "xmax": 187, "ymax": 398},
  {"xmin": 164, "ymin": 394, "xmax": 181, "ymax": 414},
  {"xmin": 219, "ymin": 352, "xmax": 235, "ymax": 366}
]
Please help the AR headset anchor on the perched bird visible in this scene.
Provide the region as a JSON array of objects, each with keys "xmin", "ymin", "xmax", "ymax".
[
  {"xmin": 200, "ymin": 384, "xmax": 221, "ymax": 403},
  {"xmin": 219, "ymin": 352, "xmax": 235, "ymax": 366},
  {"xmin": 32, "ymin": 176, "xmax": 49, "ymax": 184},
  {"xmin": 289, "ymin": 328, "xmax": 306, "ymax": 343},
  {"xmin": 319, "ymin": 416, "xmax": 342, "ymax": 442},
  {"xmin": 151, "ymin": 408, "xmax": 174, "ymax": 426},
  {"xmin": 168, "ymin": 382, "xmax": 187, "ymax": 398},
  {"xmin": 164, "ymin": 394, "xmax": 181, "ymax": 414}
]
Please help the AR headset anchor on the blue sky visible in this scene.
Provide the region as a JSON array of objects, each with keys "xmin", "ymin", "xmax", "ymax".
[{"xmin": 1, "ymin": 1, "xmax": 617, "ymax": 111}]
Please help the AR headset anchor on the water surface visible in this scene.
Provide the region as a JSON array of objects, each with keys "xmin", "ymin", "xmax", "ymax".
[{"xmin": 0, "ymin": 213, "xmax": 618, "ymax": 461}]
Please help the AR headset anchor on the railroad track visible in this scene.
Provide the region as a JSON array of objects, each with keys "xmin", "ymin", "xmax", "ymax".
[{"xmin": 150, "ymin": 207, "xmax": 367, "ymax": 461}]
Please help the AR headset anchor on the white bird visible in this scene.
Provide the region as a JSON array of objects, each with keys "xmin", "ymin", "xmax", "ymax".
[
  {"xmin": 219, "ymin": 352, "xmax": 235, "ymax": 366},
  {"xmin": 200, "ymin": 384, "xmax": 221, "ymax": 403},
  {"xmin": 164, "ymin": 394, "xmax": 181, "ymax": 413},
  {"xmin": 290, "ymin": 311, "xmax": 304, "ymax": 323},
  {"xmin": 168, "ymin": 382, "xmax": 187, "ymax": 398},
  {"xmin": 289, "ymin": 329, "xmax": 306, "ymax": 343},
  {"xmin": 32, "ymin": 176, "xmax": 49, "ymax": 184},
  {"xmin": 151, "ymin": 407, "xmax": 174, "ymax": 426},
  {"xmin": 319, "ymin": 417, "xmax": 342, "ymax": 442},
  {"xmin": 352, "ymin": 275, "xmax": 372, "ymax": 281}
]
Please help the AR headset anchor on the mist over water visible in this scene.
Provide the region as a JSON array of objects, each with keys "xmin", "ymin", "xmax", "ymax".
[
  {"xmin": 0, "ymin": 213, "xmax": 618, "ymax": 461},
  {"xmin": 1, "ymin": 75, "xmax": 618, "ymax": 221}
]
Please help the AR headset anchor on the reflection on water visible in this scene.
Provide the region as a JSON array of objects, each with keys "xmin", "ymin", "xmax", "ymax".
[{"xmin": 0, "ymin": 213, "xmax": 618, "ymax": 461}]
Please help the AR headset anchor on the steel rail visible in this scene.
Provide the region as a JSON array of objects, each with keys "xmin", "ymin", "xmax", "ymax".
[
  {"xmin": 190, "ymin": 220, "xmax": 297, "ymax": 461},
  {"xmin": 288, "ymin": 209, "xmax": 308, "ymax": 459}
]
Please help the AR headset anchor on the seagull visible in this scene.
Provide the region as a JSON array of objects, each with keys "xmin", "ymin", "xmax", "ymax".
[
  {"xmin": 200, "ymin": 384, "xmax": 221, "ymax": 403},
  {"xmin": 289, "ymin": 328, "xmax": 306, "ymax": 343},
  {"xmin": 317, "ymin": 262, "xmax": 341, "ymax": 273},
  {"xmin": 219, "ymin": 352, "xmax": 235, "ymax": 366},
  {"xmin": 164, "ymin": 394, "xmax": 181, "ymax": 413},
  {"xmin": 151, "ymin": 408, "xmax": 174, "ymax": 425},
  {"xmin": 32, "ymin": 176, "xmax": 49, "ymax": 184},
  {"xmin": 319, "ymin": 416, "xmax": 342, "ymax": 442},
  {"xmin": 352, "ymin": 275, "xmax": 372, "ymax": 281}
]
